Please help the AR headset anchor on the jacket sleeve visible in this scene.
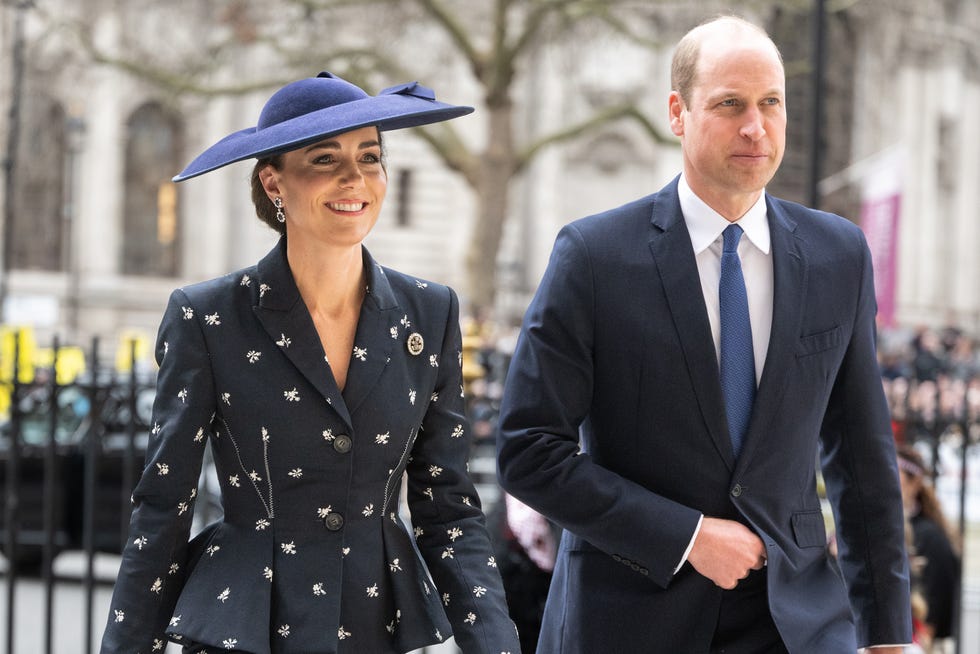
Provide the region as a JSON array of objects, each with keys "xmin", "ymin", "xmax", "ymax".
[
  {"xmin": 818, "ymin": 229, "xmax": 912, "ymax": 648},
  {"xmin": 100, "ymin": 289, "xmax": 216, "ymax": 654},
  {"xmin": 407, "ymin": 286, "xmax": 522, "ymax": 653},
  {"xmin": 496, "ymin": 224, "xmax": 701, "ymax": 588}
]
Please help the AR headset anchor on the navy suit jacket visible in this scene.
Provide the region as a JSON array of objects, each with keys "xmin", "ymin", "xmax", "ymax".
[
  {"xmin": 497, "ymin": 178, "xmax": 912, "ymax": 653},
  {"xmin": 101, "ymin": 239, "xmax": 520, "ymax": 654}
]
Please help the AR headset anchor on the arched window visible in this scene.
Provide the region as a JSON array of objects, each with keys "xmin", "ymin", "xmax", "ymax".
[
  {"xmin": 10, "ymin": 91, "xmax": 66, "ymax": 271},
  {"xmin": 122, "ymin": 103, "xmax": 182, "ymax": 276}
]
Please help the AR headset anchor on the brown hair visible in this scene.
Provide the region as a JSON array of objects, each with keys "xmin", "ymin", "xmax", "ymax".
[
  {"xmin": 670, "ymin": 15, "xmax": 782, "ymax": 106},
  {"xmin": 897, "ymin": 444, "xmax": 961, "ymax": 554}
]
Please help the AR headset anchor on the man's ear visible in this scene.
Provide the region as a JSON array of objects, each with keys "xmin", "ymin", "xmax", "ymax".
[{"xmin": 668, "ymin": 91, "xmax": 685, "ymax": 137}]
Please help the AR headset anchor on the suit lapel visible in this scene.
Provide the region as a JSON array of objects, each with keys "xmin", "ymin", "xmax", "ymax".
[
  {"xmin": 341, "ymin": 260, "xmax": 398, "ymax": 416},
  {"xmin": 648, "ymin": 180, "xmax": 735, "ymax": 470},
  {"xmin": 737, "ymin": 198, "xmax": 807, "ymax": 467},
  {"xmin": 252, "ymin": 240, "xmax": 353, "ymax": 430}
]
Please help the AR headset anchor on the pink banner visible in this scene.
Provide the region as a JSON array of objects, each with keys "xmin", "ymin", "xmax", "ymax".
[{"xmin": 860, "ymin": 193, "xmax": 901, "ymax": 328}]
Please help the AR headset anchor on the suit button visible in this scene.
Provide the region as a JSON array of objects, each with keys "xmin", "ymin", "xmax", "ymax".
[
  {"xmin": 324, "ymin": 512, "xmax": 345, "ymax": 530},
  {"xmin": 333, "ymin": 434, "xmax": 352, "ymax": 454},
  {"xmin": 731, "ymin": 484, "xmax": 743, "ymax": 497}
]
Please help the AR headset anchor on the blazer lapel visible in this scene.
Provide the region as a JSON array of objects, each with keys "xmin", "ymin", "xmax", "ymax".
[
  {"xmin": 736, "ymin": 198, "xmax": 807, "ymax": 467},
  {"xmin": 341, "ymin": 258, "xmax": 398, "ymax": 416},
  {"xmin": 648, "ymin": 180, "xmax": 735, "ymax": 470},
  {"xmin": 252, "ymin": 240, "xmax": 353, "ymax": 430}
]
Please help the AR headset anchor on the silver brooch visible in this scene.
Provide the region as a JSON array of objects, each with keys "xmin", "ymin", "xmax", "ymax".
[{"xmin": 406, "ymin": 332, "xmax": 424, "ymax": 356}]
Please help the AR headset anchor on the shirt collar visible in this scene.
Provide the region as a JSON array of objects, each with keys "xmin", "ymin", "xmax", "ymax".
[{"xmin": 678, "ymin": 174, "xmax": 771, "ymax": 255}]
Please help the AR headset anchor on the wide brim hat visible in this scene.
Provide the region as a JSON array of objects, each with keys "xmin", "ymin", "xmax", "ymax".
[{"xmin": 173, "ymin": 71, "xmax": 473, "ymax": 182}]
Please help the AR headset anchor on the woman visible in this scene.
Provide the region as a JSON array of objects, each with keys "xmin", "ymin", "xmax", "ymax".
[
  {"xmin": 897, "ymin": 444, "xmax": 961, "ymax": 648},
  {"xmin": 101, "ymin": 72, "xmax": 521, "ymax": 654}
]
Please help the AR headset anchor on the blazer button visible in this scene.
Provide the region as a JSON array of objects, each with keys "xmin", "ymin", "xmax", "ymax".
[
  {"xmin": 324, "ymin": 512, "xmax": 345, "ymax": 531},
  {"xmin": 731, "ymin": 483, "xmax": 743, "ymax": 498},
  {"xmin": 333, "ymin": 434, "xmax": 352, "ymax": 454}
]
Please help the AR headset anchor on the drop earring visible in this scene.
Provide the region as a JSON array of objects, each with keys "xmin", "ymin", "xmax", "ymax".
[{"xmin": 274, "ymin": 197, "xmax": 285, "ymax": 223}]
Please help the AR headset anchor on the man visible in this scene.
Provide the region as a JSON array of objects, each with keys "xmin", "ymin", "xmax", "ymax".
[{"xmin": 496, "ymin": 15, "xmax": 911, "ymax": 654}]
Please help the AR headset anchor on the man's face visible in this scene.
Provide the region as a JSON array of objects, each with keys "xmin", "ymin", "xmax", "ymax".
[{"xmin": 669, "ymin": 36, "xmax": 786, "ymax": 219}]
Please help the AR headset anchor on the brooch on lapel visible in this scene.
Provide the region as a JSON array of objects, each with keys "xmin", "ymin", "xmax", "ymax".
[{"xmin": 406, "ymin": 332, "xmax": 424, "ymax": 356}]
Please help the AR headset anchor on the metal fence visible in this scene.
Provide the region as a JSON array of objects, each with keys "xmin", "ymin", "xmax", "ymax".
[{"xmin": 1, "ymin": 334, "xmax": 160, "ymax": 654}]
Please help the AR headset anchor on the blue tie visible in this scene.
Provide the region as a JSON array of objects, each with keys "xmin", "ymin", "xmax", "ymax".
[{"xmin": 719, "ymin": 224, "xmax": 755, "ymax": 459}]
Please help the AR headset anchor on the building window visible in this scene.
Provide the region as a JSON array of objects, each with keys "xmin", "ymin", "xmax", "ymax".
[
  {"xmin": 122, "ymin": 103, "xmax": 182, "ymax": 276},
  {"xmin": 10, "ymin": 91, "xmax": 66, "ymax": 271},
  {"xmin": 396, "ymin": 169, "xmax": 413, "ymax": 227}
]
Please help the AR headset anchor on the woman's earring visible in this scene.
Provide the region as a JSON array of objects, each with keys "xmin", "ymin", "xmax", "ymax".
[{"xmin": 274, "ymin": 197, "xmax": 285, "ymax": 223}]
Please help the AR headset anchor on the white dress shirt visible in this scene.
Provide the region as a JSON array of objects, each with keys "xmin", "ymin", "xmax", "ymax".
[{"xmin": 673, "ymin": 173, "xmax": 774, "ymax": 573}]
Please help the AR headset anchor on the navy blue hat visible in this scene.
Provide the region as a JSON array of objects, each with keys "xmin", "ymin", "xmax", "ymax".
[{"xmin": 173, "ymin": 71, "xmax": 473, "ymax": 181}]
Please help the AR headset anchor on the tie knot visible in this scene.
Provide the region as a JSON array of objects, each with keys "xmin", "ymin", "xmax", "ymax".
[{"xmin": 723, "ymin": 224, "xmax": 744, "ymax": 253}]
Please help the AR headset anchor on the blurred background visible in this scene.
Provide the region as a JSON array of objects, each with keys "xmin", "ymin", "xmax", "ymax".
[{"xmin": 0, "ymin": 0, "xmax": 978, "ymax": 652}]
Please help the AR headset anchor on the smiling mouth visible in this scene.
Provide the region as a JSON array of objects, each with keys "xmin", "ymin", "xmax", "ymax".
[{"xmin": 327, "ymin": 202, "xmax": 366, "ymax": 212}]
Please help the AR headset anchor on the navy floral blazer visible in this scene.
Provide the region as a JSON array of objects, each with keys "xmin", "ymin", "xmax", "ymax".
[{"xmin": 100, "ymin": 239, "xmax": 520, "ymax": 654}]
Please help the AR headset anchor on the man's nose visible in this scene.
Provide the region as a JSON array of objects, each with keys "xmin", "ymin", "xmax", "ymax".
[{"xmin": 739, "ymin": 107, "xmax": 766, "ymax": 141}]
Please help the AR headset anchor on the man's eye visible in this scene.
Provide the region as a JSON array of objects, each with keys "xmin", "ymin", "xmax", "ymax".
[{"xmin": 720, "ymin": 99, "xmax": 737, "ymax": 107}]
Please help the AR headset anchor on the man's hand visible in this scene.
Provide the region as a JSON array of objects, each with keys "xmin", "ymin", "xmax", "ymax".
[{"xmin": 687, "ymin": 517, "xmax": 766, "ymax": 589}]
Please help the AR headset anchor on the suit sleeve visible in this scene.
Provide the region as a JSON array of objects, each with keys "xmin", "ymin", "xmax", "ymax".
[
  {"xmin": 407, "ymin": 287, "xmax": 522, "ymax": 654},
  {"xmin": 818, "ymin": 229, "xmax": 912, "ymax": 648},
  {"xmin": 100, "ymin": 289, "xmax": 216, "ymax": 654},
  {"xmin": 497, "ymin": 224, "xmax": 701, "ymax": 588}
]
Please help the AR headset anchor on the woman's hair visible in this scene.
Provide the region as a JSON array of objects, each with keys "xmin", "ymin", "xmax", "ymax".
[
  {"xmin": 897, "ymin": 444, "xmax": 961, "ymax": 553},
  {"xmin": 249, "ymin": 131, "xmax": 387, "ymax": 236}
]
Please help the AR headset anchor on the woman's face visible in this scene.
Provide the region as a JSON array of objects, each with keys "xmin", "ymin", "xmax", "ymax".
[{"xmin": 260, "ymin": 126, "xmax": 387, "ymax": 249}]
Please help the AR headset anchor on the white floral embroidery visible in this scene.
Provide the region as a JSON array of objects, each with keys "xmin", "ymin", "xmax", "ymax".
[
  {"xmin": 169, "ymin": 563, "xmax": 180, "ymax": 575},
  {"xmin": 390, "ymin": 326, "xmax": 398, "ymax": 339},
  {"xmin": 133, "ymin": 536, "xmax": 148, "ymax": 550},
  {"xmin": 313, "ymin": 582, "xmax": 326, "ymax": 596},
  {"xmin": 222, "ymin": 392, "xmax": 231, "ymax": 406},
  {"xmin": 473, "ymin": 585, "xmax": 487, "ymax": 598},
  {"xmin": 366, "ymin": 584, "xmax": 379, "ymax": 597},
  {"xmin": 424, "ymin": 487, "xmax": 434, "ymax": 500},
  {"xmin": 259, "ymin": 283, "xmax": 270, "ymax": 297},
  {"xmin": 488, "ymin": 556, "xmax": 498, "ymax": 568},
  {"xmin": 169, "ymin": 615, "xmax": 181, "ymax": 627},
  {"xmin": 409, "ymin": 389, "xmax": 417, "ymax": 405},
  {"xmin": 431, "ymin": 392, "xmax": 439, "ymax": 403},
  {"xmin": 152, "ymin": 638, "xmax": 165, "ymax": 651},
  {"xmin": 156, "ymin": 463, "xmax": 170, "ymax": 476},
  {"xmin": 429, "ymin": 465, "xmax": 443, "ymax": 478},
  {"xmin": 206, "ymin": 545, "xmax": 220, "ymax": 557},
  {"xmin": 288, "ymin": 468, "xmax": 303, "ymax": 478},
  {"xmin": 281, "ymin": 541, "xmax": 297, "ymax": 554},
  {"xmin": 452, "ymin": 424, "xmax": 465, "ymax": 439},
  {"xmin": 343, "ymin": 546, "xmax": 351, "ymax": 556},
  {"xmin": 389, "ymin": 558, "xmax": 402, "ymax": 572},
  {"xmin": 217, "ymin": 587, "xmax": 231, "ymax": 602},
  {"xmin": 429, "ymin": 354, "xmax": 439, "ymax": 367},
  {"xmin": 177, "ymin": 502, "xmax": 189, "ymax": 515},
  {"xmin": 442, "ymin": 593, "xmax": 450, "ymax": 606},
  {"xmin": 401, "ymin": 315, "xmax": 411, "ymax": 329},
  {"xmin": 264, "ymin": 567, "xmax": 274, "ymax": 581},
  {"xmin": 414, "ymin": 526, "xmax": 424, "ymax": 537},
  {"xmin": 181, "ymin": 306, "xmax": 193, "ymax": 319},
  {"xmin": 151, "ymin": 422, "xmax": 161, "ymax": 435},
  {"xmin": 261, "ymin": 427, "xmax": 270, "ymax": 443},
  {"xmin": 464, "ymin": 612, "xmax": 477, "ymax": 625},
  {"xmin": 177, "ymin": 388, "xmax": 188, "ymax": 403},
  {"xmin": 323, "ymin": 428, "xmax": 335, "ymax": 442},
  {"xmin": 375, "ymin": 432, "xmax": 390, "ymax": 445},
  {"xmin": 223, "ymin": 638, "xmax": 238, "ymax": 649},
  {"xmin": 448, "ymin": 527, "xmax": 463, "ymax": 541},
  {"xmin": 317, "ymin": 506, "xmax": 333, "ymax": 519},
  {"xmin": 194, "ymin": 427, "xmax": 205, "ymax": 442},
  {"xmin": 284, "ymin": 388, "xmax": 300, "ymax": 402},
  {"xmin": 416, "ymin": 279, "xmax": 428, "ymax": 289},
  {"xmin": 277, "ymin": 624, "xmax": 290, "ymax": 638},
  {"xmin": 163, "ymin": 342, "xmax": 169, "ymax": 357},
  {"xmin": 246, "ymin": 350, "xmax": 262, "ymax": 363},
  {"xmin": 113, "ymin": 609, "xmax": 125, "ymax": 623},
  {"xmin": 362, "ymin": 503, "xmax": 375, "ymax": 517},
  {"xmin": 353, "ymin": 346, "xmax": 368, "ymax": 361},
  {"xmin": 442, "ymin": 547, "xmax": 455, "ymax": 559},
  {"xmin": 240, "ymin": 274, "xmax": 251, "ymax": 287},
  {"xmin": 229, "ymin": 474, "xmax": 240, "ymax": 487},
  {"xmin": 204, "ymin": 313, "xmax": 221, "ymax": 326},
  {"xmin": 150, "ymin": 577, "xmax": 163, "ymax": 594},
  {"xmin": 276, "ymin": 333, "xmax": 291, "ymax": 348},
  {"xmin": 249, "ymin": 470, "xmax": 262, "ymax": 482},
  {"xmin": 338, "ymin": 626, "xmax": 352, "ymax": 640},
  {"xmin": 255, "ymin": 518, "xmax": 270, "ymax": 530},
  {"xmin": 463, "ymin": 496, "xmax": 473, "ymax": 507}
]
